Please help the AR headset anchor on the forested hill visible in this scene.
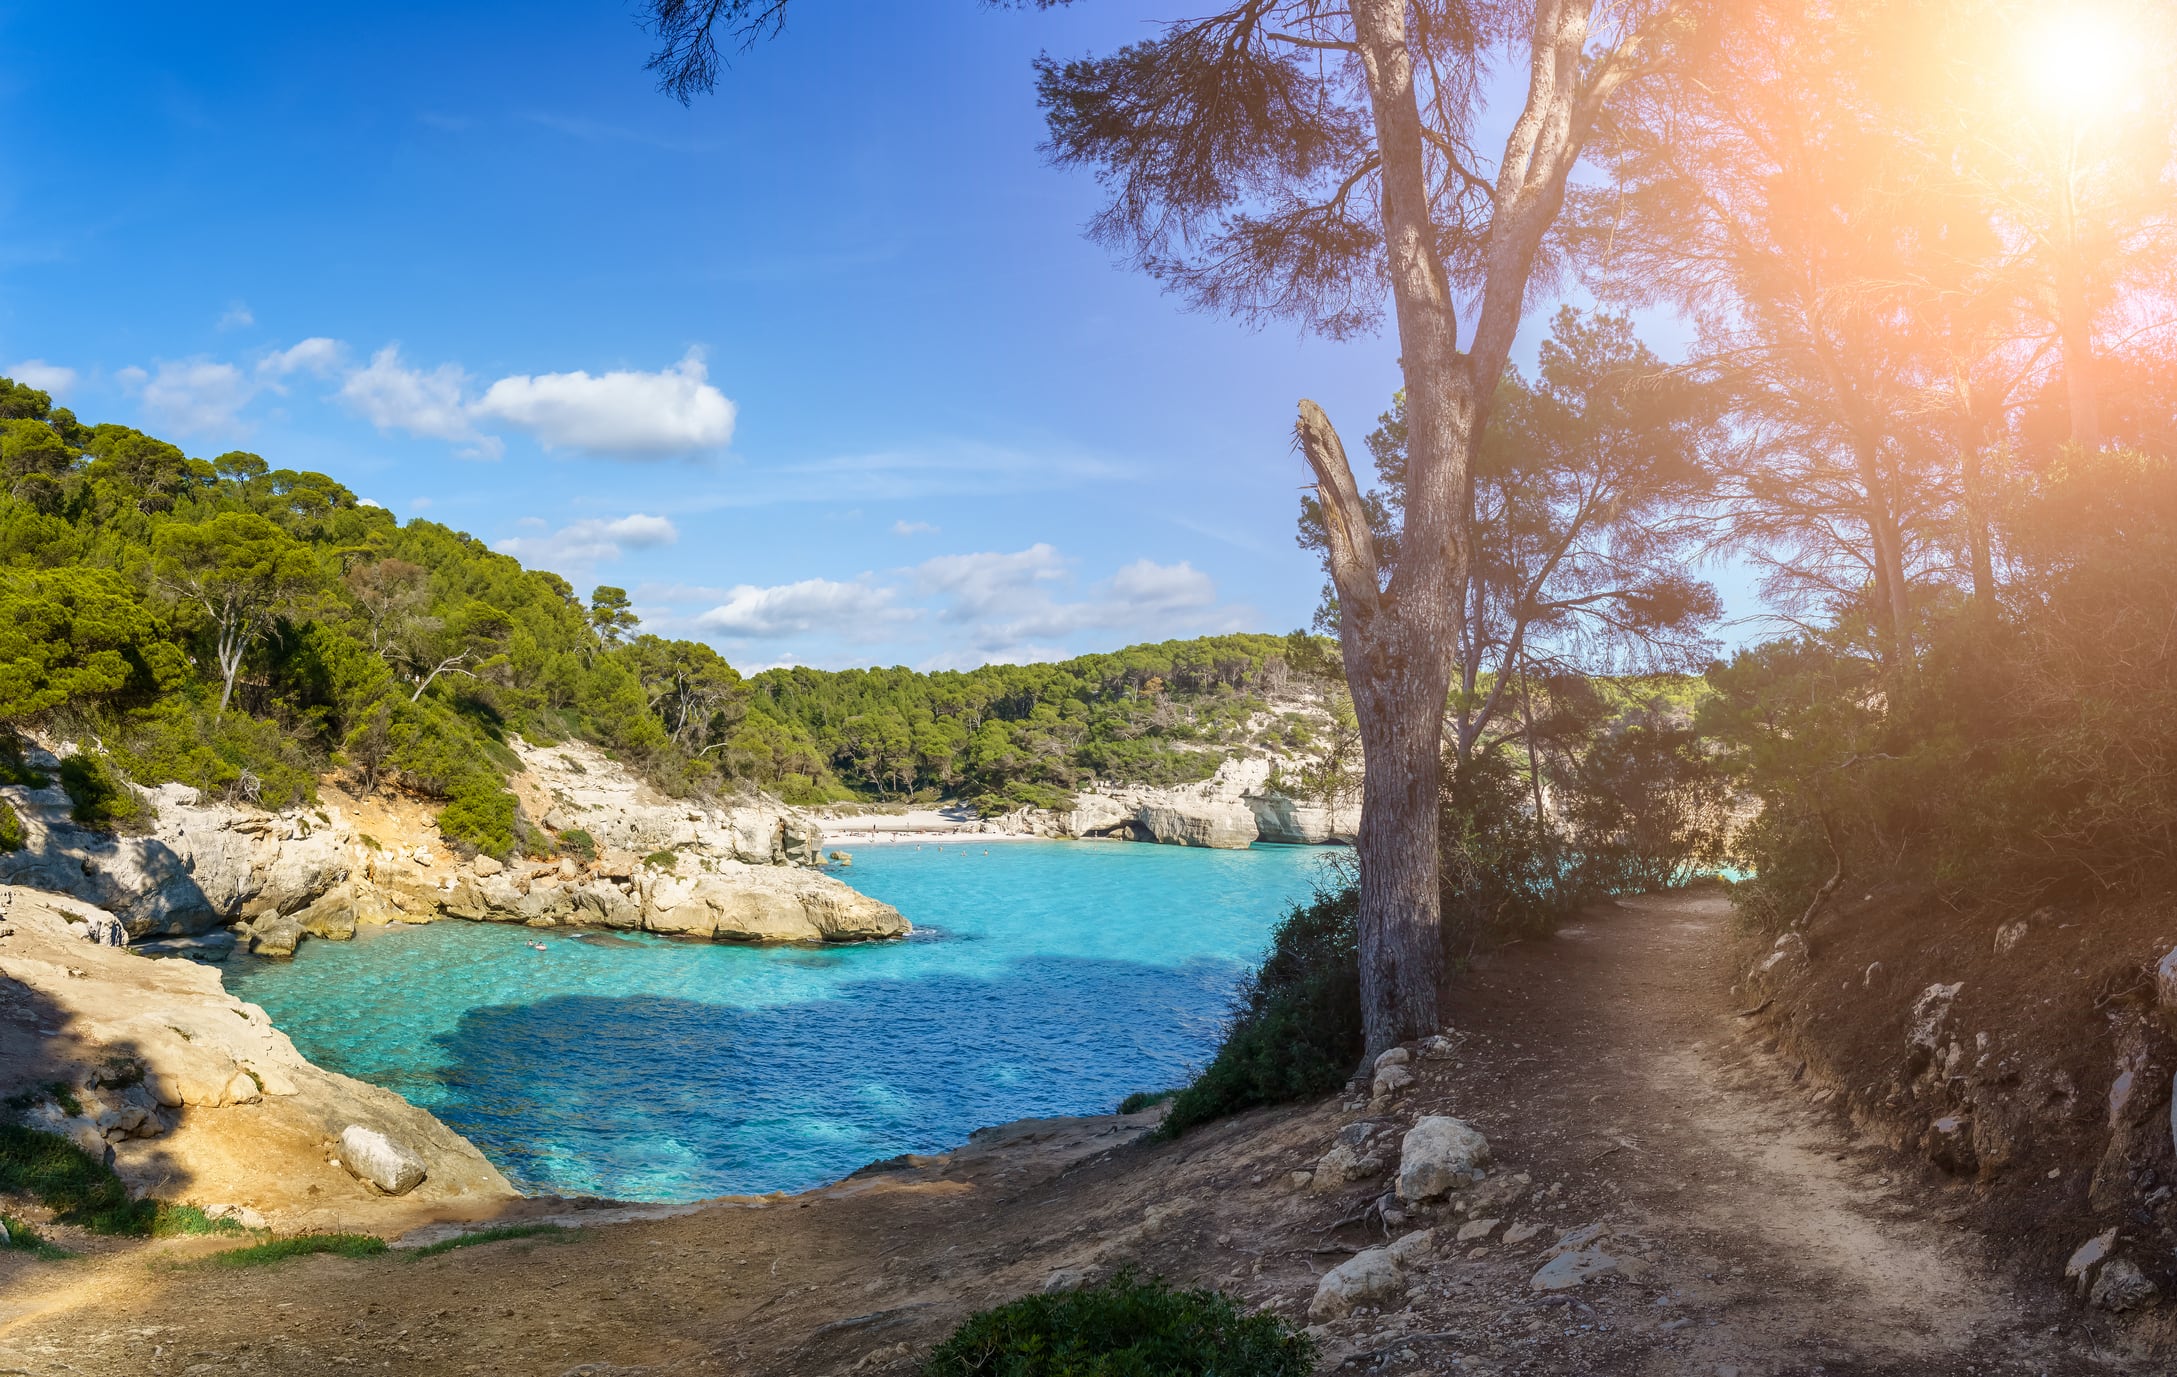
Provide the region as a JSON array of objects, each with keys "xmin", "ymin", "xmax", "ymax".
[
  {"xmin": 736, "ymin": 634, "xmax": 1350, "ymax": 812},
  {"xmin": 0, "ymin": 373, "xmax": 1343, "ymax": 850}
]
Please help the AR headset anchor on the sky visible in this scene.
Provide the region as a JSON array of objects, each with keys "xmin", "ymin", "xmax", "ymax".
[{"xmin": 0, "ymin": 2, "xmax": 1733, "ymax": 671}]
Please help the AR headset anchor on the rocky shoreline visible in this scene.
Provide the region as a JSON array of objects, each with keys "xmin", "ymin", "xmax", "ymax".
[{"xmin": 0, "ymin": 738, "xmax": 907, "ymax": 963}]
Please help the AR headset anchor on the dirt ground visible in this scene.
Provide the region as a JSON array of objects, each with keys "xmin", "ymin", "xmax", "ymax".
[{"xmin": 0, "ymin": 892, "xmax": 2149, "ymax": 1375}]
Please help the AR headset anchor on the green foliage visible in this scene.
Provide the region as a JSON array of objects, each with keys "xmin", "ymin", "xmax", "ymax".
[
  {"xmin": 0, "ymin": 798, "xmax": 22, "ymax": 853},
  {"xmin": 1115, "ymin": 1090, "xmax": 1174, "ymax": 1114},
  {"xmin": 642, "ymin": 849, "xmax": 679, "ymax": 870},
  {"xmin": 405, "ymin": 1223, "xmax": 574, "ymax": 1258},
  {"xmin": 1709, "ymin": 446, "xmax": 2177, "ymax": 920},
  {"xmin": 0, "ymin": 1125, "xmax": 143, "ymax": 1235},
  {"xmin": 1, "ymin": 1213, "xmax": 72, "ymax": 1259},
  {"xmin": 58, "ymin": 752, "xmax": 147, "ymax": 832},
  {"xmin": 556, "ymin": 828, "xmax": 597, "ymax": 861},
  {"xmin": 437, "ymin": 779, "xmax": 517, "ymax": 859},
  {"xmin": 204, "ymin": 1233, "xmax": 387, "ymax": 1267},
  {"xmin": 0, "ymin": 567, "xmax": 185, "ymax": 723},
  {"xmin": 1159, "ymin": 878, "xmax": 1362, "ymax": 1139},
  {"xmin": 110, "ymin": 698, "xmax": 318, "ymax": 809},
  {"xmin": 921, "ymin": 1272, "xmax": 1313, "ymax": 1377}
]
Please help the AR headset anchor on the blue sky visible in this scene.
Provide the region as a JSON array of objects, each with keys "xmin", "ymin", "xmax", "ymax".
[{"xmin": 0, "ymin": 2, "xmax": 1730, "ymax": 671}]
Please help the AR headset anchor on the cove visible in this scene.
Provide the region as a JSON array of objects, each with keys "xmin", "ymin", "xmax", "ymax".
[{"xmin": 223, "ymin": 840, "xmax": 1339, "ymax": 1202}]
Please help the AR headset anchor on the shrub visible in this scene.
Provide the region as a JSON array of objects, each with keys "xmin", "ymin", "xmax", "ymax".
[
  {"xmin": 436, "ymin": 780, "xmax": 516, "ymax": 858},
  {"xmin": 556, "ymin": 828, "xmax": 597, "ymax": 861},
  {"xmin": 109, "ymin": 699, "xmax": 318, "ymax": 810},
  {"xmin": 923, "ymin": 1272, "xmax": 1313, "ymax": 1377},
  {"xmin": 0, "ymin": 1125, "xmax": 144, "ymax": 1234},
  {"xmin": 205, "ymin": 1233, "xmax": 386, "ymax": 1267},
  {"xmin": 1158, "ymin": 877, "xmax": 1362, "ymax": 1139},
  {"xmin": 58, "ymin": 752, "xmax": 147, "ymax": 832},
  {"xmin": 642, "ymin": 849, "xmax": 678, "ymax": 870},
  {"xmin": 1116, "ymin": 1090, "xmax": 1175, "ymax": 1115},
  {"xmin": 0, "ymin": 798, "xmax": 27, "ymax": 852}
]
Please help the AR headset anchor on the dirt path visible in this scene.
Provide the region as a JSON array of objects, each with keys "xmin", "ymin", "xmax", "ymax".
[{"xmin": 0, "ymin": 893, "xmax": 2131, "ymax": 1375}]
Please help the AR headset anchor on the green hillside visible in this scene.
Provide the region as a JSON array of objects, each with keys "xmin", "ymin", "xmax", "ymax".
[{"xmin": 0, "ymin": 372, "xmax": 1348, "ymax": 847}]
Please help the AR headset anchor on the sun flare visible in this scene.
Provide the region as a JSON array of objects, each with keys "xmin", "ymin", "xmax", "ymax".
[{"xmin": 2019, "ymin": 6, "xmax": 2139, "ymax": 125}]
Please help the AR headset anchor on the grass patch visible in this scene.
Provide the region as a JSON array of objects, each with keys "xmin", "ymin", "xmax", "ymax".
[
  {"xmin": 556, "ymin": 828, "xmax": 597, "ymax": 861},
  {"xmin": 0, "ymin": 1126, "xmax": 241, "ymax": 1238},
  {"xmin": 642, "ymin": 849, "xmax": 678, "ymax": 870},
  {"xmin": 1116, "ymin": 1090, "xmax": 1175, "ymax": 1115},
  {"xmin": 406, "ymin": 1223, "xmax": 573, "ymax": 1259},
  {"xmin": 1157, "ymin": 880, "xmax": 1362, "ymax": 1140},
  {"xmin": 922, "ymin": 1272, "xmax": 1313, "ymax": 1377},
  {"xmin": 1, "ymin": 1213, "xmax": 73, "ymax": 1259},
  {"xmin": 204, "ymin": 1233, "xmax": 387, "ymax": 1267}
]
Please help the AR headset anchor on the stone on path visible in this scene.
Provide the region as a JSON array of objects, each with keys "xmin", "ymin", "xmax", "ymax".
[
  {"xmin": 1309, "ymin": 1247, "xmax": 1405, "ymax": 1321},
  {"xmin": 1530, "ymin": 1246, "xmax": 1623, "ymax": 1290},
  {"xmin": 1396, "ymin": 1116, "xmax": 1491, "ymax": 1203}
]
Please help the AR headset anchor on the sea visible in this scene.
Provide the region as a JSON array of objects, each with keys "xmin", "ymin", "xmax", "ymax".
[{"xmin": 222, "ymin": 840, "xmax": 1342, "ymax": 1202}]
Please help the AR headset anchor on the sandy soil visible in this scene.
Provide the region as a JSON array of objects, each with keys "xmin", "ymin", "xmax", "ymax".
[{"xmin": 0, "ymin": 893, "xmax": 2144, "ymax": 1375}]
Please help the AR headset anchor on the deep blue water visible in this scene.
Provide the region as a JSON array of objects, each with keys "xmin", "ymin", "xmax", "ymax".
[{"xmin": 223, "ymin": 841, "xmax": 1339, "ymax": 1202}]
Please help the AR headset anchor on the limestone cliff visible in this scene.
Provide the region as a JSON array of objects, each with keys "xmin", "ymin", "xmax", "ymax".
[
  {"xmin": 993, "ymin": 756, "xmax": 1359, "ymax": 850},
  {"xmin": 0, "ymin": 739, "xmax": 904, "ymax": 959},
  {"xmin": 0, "ymin": 888, "xmax": 514, "ymax": 1231}
]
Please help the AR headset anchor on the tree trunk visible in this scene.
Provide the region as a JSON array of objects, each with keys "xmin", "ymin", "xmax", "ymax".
[
  {"xmin": 1851, "ymin": 437, "xmax": 1913, "ymax": 672},
  {"xmin": 1958, "ymin": 417, "xmax": 1997, "ymax": 615},
  {"xmin": 1345, "ymin": 616, "xmax": 1456, "ymax": 1055},
  {"xmin": 2054, "ymin": 196, "xmax": 2100, "ymax": 450}
]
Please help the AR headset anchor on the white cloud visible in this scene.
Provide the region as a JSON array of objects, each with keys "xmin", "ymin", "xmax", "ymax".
[
  {"xmin": 259, "ymin": 337, "xmax": 345, "ymax": 378},
  {"xmin": 5, "ymin": 360, "xmax": 77, "ymax": 397},
  {"xmin": 125, "ymin": 357, "xmax": 263, "ymax": 435},
  {"xmin": 892, "ymin": 520, "xmax": 938, "ymax": 537},
  {"xmin": 911, "ymin": 545, "xmax": 1230, "ymax": 654},
  {"xmin": 495, "ymin": 513, "xmax": 679, "ymax": 567},
  {"xmin": 473, "ymin": 348, "xmax": 734, "ymax": 458},
  {"xmin": 339, "ymin": 345, "xmax": 496, "ymax": 454},
  {"xmin": 695, "ymin": 578, "xmax": 905, "ymax": 639},
  {"xmin": 357, "ymin": 498, "xmax": 385, "ymax": 509},
  {"xmin": 218, "ymin": 301, "xmax": 255, "ymax": 331}
]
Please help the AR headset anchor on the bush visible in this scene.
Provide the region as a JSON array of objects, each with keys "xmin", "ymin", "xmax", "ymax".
[
  {"xmin": 1158, "ymin": 877, "xmax": 1362, "ymax": 1139},
  {"xmin": 58, "ymin": 752, "xmax": 148, "ymax": 832},
  {"xmin": 642, "ymin": 849, "xmax": 678, "ymax": 870},
  {"xmin": 1116, "ymin": 1090, "xmax": 1175, "ymax": 1115},
  {"xmin": 436, "ymin": 779, "xmax": 516, "ymax": 858},
  {"xmin": 0, "ymin": 799, "xmax": 22, "ymax": 853},
  {"xmin": 556, "ymin": 828, "xmax": 597, "ymax": 861},
  {"xmin": 110, "ymin": 699, "xmax": 317, "ymax": 809},
  {"xmin": 922, "ymin": 1272, "xmax": 1312, "ymax": 1377}
]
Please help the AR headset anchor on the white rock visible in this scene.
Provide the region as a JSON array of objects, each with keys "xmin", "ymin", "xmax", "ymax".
[
  {"xmin": 1456, "ymin": 1217, "xmax": 1500, "ymax": 1242},
  {"xmin": 1530, "ymin": 1246, "xmax": 1622, "ymax": 1290},
  {"xmin": 1386, "ymin": 1230, "xmax": 1436, "ymax": 1266},
  {"xmin": 1396, "ymin": 1116, "xmax": 1491, "ymax": 1203},
  {"xmin": 1906, "ymin": 982, "xmax": 1964, "ymax": 1054},
  {"xmin": 1308, "ymin": 1248, "xmax": 1405, "ymax": 1321},
  {"xmin": 2156, "ymin": 947, "xmax": 2177, "ymax": 1010},
  {"xmin": 1502, "ymin": 1220, "xmax": 1542, "ymax": 1246},
  {"xmin": 338, "ymin": 1124, "xmax": 428, "ymax": 1196},
  {"xmin": 1992, "ymin": 921, "xmax": 2028, "ymax": 955},
  {"xmin": 1312, "ymin": 1122, "xmax": 1390, "ymax": 1193},
  {"xmin": 1373, "ymin": 1047, "xmax": 1411, "ymax": 1070},
  {"xmin": 2066, "ymin": 1228, "xmax": 2118, "ymax": 1290},
  {"xmin": 1371, "ymin": 1063, "xmax": 1415, "ymax": 1100}
]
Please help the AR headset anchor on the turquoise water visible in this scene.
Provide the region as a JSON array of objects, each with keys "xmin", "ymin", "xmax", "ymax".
[{"xmin": 223, "ymin": 841, "xmax": 1339, "ymax": 1202}]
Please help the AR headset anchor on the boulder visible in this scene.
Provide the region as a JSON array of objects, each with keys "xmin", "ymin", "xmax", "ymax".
[
  {"xmin": 1371, "ymin": 1063, "xmax": 1415, "ymax": 1101},
  {"xmin": 2089, "ymin": 1257, "xmax": 2159, "ymax": 1313},
  {"xmin": 1386, "ymin": 1230, "xmax": 1436, "ymax": 1266},
  {"xmin": 339, "ymin": 1124, "xmax": 428, "ymax": 1196},
  {"xmin": 1312, "ymin": 1122, "xmax": 1391, "ymax": 1193},
  {"xmin": 1308, "ymin": 1247, "xmax": 1405, "ymax": 1321},
  {"xmin": 1135, "ymin": 800, "xmax": 1258, "ymax": 850},
  {"xmin": 1906, "ymin": 982, "xmax": 1964, "ymax": 1056},
  {"xmin": 245, "ymin": 913, "xmax": 304, "ymax": 958},
  {"xmin": 1396, "ymin": 1116, "xmax": 1491, "ymax": 1203}
]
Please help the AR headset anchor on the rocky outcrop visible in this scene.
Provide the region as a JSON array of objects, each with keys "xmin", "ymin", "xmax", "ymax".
[
  {"xmin": 0, "ymin": 767, "xmax": 347, "ymax": 939},
  {"xmin": 0, "ymin": 889, "xmax": 513, "ymax": 1228},
  {"xmin": 0, "ymin": 739, "xmax": 903, "ymax": 957},
  {"xmin": 990, "ymin": 755, "xmax": 1360, "ymax": 850}
]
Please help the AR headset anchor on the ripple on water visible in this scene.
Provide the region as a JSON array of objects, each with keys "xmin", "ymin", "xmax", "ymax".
[{"xmin": 224, "ymin": 840, "xmax": 1339, "ymax": 1201}]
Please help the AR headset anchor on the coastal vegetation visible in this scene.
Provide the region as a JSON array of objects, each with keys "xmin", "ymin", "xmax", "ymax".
[{"xmin": 921, "ymin": 1272, "xmax": 1314, "ymax": 1377}]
